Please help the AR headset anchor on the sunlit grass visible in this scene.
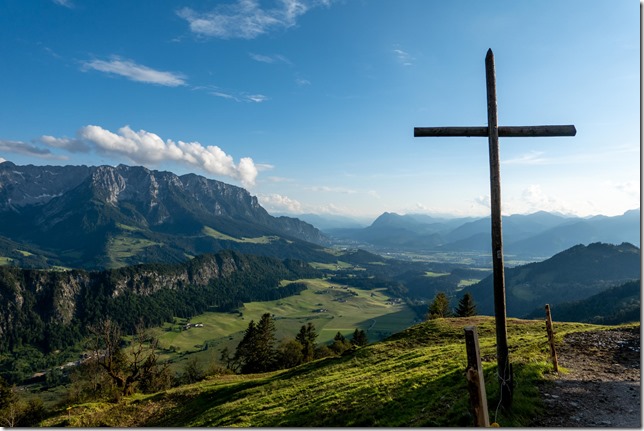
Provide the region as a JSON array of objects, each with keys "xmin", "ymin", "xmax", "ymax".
[
  {"xmin": 116, "ymin": 223, "xmax": 143, "ymax": 232},
  {"xmin": 107, "ymin": 235, "xmax": 161, "ymax": 266},
  {"xmin": 201, "ymin": 226, "xmax": 277, "ymax": 244},
  {"xmin": 308, "ymin": 260, "xmax": 353, "ymax": 270},
  {"xmin": 424, "ymin": 271, "xmax": 450, "ymax": 277},
  {"xmin": 44, "ymin": 318, "xmax": 632, "ymax": 427}
]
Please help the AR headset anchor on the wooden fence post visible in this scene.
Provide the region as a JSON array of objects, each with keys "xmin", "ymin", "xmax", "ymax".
[
  {"xmin": 545, "ymin": 304, "xmax": 559, "ymax": 372},
  {"xmin": 464, "ymin": 326, "xmax": 490, "ymax": 427}
]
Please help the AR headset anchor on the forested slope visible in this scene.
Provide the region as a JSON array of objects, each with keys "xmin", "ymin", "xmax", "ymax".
[{"xmin": 0, "ymin": 251, "xmax": 320, "ymax": 382}]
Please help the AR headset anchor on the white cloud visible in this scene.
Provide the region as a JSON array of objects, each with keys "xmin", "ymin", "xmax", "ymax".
[
  {"xmin": 209, "ymin": 88, "xmax": 269, "ymax": 103},
  {"xmin": 295, "ymin": 77, "xmax": 311, "ymax": 86},
  {"xmin": 474, "ymin": 195, "xmax": 490, "ymax": 209},
  {"xmin": 81, "ymin": 57, "xmax": 187, "ymax": 87},
  {"xmin": 52, "ymin": 0, "xmax": 73, "ymax": 8},
  {"xmin": 39, "ymin": 135, "xmax": 90, "ymax": 152},
  {"xmin": 609, "ymin": 180, "xmax": 639, "ymax": 197},
  {"xmin": 211, "ymin": 91, "xmax": 237, "ymax": 100},
  {"xmin": 177, "ymin": 0, "xmax": 329, "ymax": 39},
  {"xmin": 258, "ymin": 193, "xmax": 302, "ymax": 212},
  {"xmin": 255, "ymin": 163, "xmax": 275, "ymax": 172},
  {"xmin": 265, "ymin": 176, "xmax": 292, "ymax": 183},
  {"xmin": 249, "ymin": 53, "xmax": 291, "ymax": 64},
  {"xmin": 393, "ymin": 47, "xmax": 414, "ymax": 66},
  {"xmin": 309, "ymin": 185, "xmax": 357, "ymax": 194},
  {"xmin": 244, "ymin": 94, "xmax": 269, "ymax": 103},
  {"xmin": 506, "ymin": 184, "xmax": 579, "ymax": 215},
  {"xmin": 502, "ymin": 151, "xmax": 548, "ymax": 165},
  {"xmin": 75, "ymin": 125, "xmax": 258, "ymax": 187}
]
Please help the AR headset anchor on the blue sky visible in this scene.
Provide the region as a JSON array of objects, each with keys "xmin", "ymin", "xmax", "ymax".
[{"xmin": 0, "ymin": 0, "xmax": 639, "ymax": 220}]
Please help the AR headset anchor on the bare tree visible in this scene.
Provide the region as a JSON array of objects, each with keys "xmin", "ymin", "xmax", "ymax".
[
  {"xmin": 0, "ymin": 379, "xmax": 21, "ymax": 427},
  {"xmin": 88, "ymin": 319, "xmax": 168, "ymax": 397}
]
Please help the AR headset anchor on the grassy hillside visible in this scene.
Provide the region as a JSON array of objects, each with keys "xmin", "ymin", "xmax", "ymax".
[{"xmin": 41, "ymin": 317, "xmax": 631, "ymax": 427}]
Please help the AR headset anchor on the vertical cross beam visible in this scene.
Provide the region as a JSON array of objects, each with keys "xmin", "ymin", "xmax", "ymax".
[
  {"xmin": 414, "ymin": 49, "xmax": 575, "ymax": 410},
  {"xmin": 485, "ymin": 49, "xmax": 513, "ymax": 409}
]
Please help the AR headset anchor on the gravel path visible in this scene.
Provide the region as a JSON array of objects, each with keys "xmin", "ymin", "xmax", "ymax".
[{"xmin": 531, "ymin": 327, "xmax": 640, "ymax": 427}]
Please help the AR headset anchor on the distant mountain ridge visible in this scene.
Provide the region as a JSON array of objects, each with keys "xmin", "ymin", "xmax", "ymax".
[
  {"xmin": 0, "ymin": 162, "xmax": 330, "ymax": 269},
  {"xmin": 327, "ymin": 209, "xmax": 640, "ymax": 259},
  {"xmin": 469, "ymin": 242, "xmax": 641, "ymax": 317},
  {"xmin": 524, "ymin": 280, "xmax": 640, "ymax": 325}
]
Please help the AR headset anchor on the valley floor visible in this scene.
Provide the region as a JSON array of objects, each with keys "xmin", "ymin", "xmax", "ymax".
[{"xmin": 531, "ymin": 326, "xmax": 640, "ymax": 427}]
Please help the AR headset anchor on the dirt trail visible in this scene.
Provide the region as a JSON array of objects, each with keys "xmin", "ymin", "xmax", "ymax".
[{"xmin": 531, "ymin": 326, "xmax": 640, "ymax": 427}]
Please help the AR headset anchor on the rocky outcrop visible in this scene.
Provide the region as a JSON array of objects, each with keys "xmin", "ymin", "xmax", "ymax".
[
  {"xmin": 0, "ymin": 162, "xmax": 326, "ymax": 244},
  {"xmin": 0, "ymin": 250, "xmax": 315, "ymax": 354}
]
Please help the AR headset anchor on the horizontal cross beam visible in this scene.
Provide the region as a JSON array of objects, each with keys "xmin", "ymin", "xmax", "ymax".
[{"xmin": 414, "ymin": 125, "xmax": 576, "ymax": 138}]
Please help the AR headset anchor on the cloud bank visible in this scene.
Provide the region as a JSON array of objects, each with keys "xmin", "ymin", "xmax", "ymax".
[
  {"xmin": 178, "ymin": 0, "xmax": 330, "ymax": 39},
  {"xmin": 36, "ymin": 126, "xmax": 258, "ymax": 187},
  {"xmin": 258, "ymin": 193, "xmax": 302, "ymax": 212},
  {"xmin": 0, "ymin": 139, "xmax": 64, "ymax": 159}
]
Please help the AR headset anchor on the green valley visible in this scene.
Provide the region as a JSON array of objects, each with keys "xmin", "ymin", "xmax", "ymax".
[{"xmin": 150, "ymin": 278, "xmax": 419, "ymax": 367}]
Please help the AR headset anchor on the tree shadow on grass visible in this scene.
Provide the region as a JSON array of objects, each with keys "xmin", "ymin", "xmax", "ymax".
[
  {"xmin": 265, "ymin": 367, "xmax": 473, "ymax": 427},
  {"xmin": 144, "ymin": 379, "xmax": 271, "ymax": 427}
]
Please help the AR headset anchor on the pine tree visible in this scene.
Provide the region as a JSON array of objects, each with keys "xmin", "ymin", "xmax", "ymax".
[
  {"xmin": 254, "ymin": 313, "xmax": 277, "ymax": 372},
  {"xmin": 455, "ymin": 292, "xmax": 477, "ymax": 317},
  {"xmin": 427, "ymin": 292, "xmax": 452, "ymax": 320},
  {"xmin": 295, "ymin": 322, "xmax": 318, "ymax": 362},
  {"xmin": 350, "ymin": 328, "xmax": 368, "ymax": 347},
  {"xmin": 234, "ymin": 320, "xmax": 258, "ymax": 373},
  {"xmin": 330, "ymin": 331, "xmax": 351, "ymax": 355},
  {"xmin": 234, "ymin": 313, "xmax": 278, "ymax": 373}
]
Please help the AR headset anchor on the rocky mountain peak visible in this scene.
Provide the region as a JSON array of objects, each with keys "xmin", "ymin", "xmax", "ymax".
[{"xmin": 0, "ymin": 162, "xmax": 329, "ymax": 268}]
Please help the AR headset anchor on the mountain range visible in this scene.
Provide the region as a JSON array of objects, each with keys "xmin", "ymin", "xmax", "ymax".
[
  {"xmin": 468, "ymin": 242, "xmax": 641, "ymax": 317},
  {"xmin": 524, "ymin": 279, "xmax": 640, "ymax": 325},
  {"xmin": 326, "ymin": 209, "xmax": 640, "ymax": 259},
  {"xmin": 0, "ymin": 162, "xmax": 330, "ymax": 269}
]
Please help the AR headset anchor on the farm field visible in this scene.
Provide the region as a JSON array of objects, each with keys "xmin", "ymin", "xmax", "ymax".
[{"xmin": 150, "ymin": 278, "xmax": 419, "ymax": 368}]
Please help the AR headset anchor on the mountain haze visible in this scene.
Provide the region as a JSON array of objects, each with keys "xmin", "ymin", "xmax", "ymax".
[{"xmin": 328, "ymin": 210, "xmax": 640, "ymax": 259}]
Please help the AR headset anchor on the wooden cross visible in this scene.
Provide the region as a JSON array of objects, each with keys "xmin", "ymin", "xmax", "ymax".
[{"xmin": 414, "ymin": 49, "xmax": 575, "ymax": 408}]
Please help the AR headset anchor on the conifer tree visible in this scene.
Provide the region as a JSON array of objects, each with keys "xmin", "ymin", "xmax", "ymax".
[
  {"xmin": 254, "ymin": 313, "xmax": 277, "ymax": 372},
  {"xmin": 330, "ymin": 331, "xmax": 351, "ymax": 355},
  {"xmin": 295, "ymin": 322, "xmax": 318, "ymax": 362},
  {"xmin": 455, "ymin": 292, "xmax": 477, "ymax": 317},
  {"xmin": 350, "ymin": 328, "xmax": 368, "ymax": 347},
  {"xmin": 426, "ymin": 292, "xmax": 452, "ymax": 320},
  {"xmin": 234, "ymin": 314, "xmax": 278, "ymax": 373},
  {"xmin": 234, "ymin": 320, "xmax": 258, "ymax": 373}
]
